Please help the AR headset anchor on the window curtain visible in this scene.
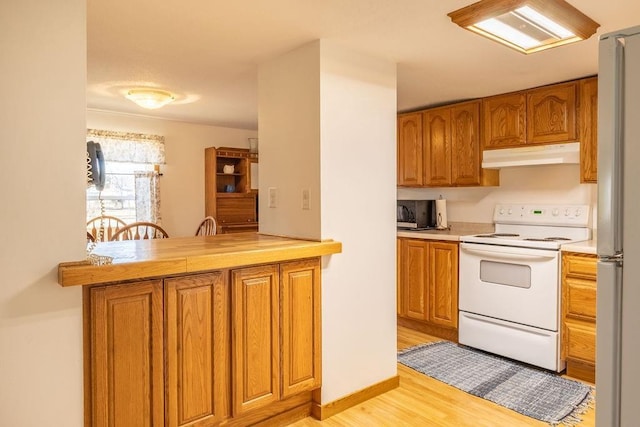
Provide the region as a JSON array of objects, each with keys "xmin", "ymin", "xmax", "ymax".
[
  {"xmin": 87, "ymin": 129, "xmax": 165, "ymax": 224},
  {"xmin": 134, "ymin": 171, "xmax": 162, "ymax": 224},
  {"xmin": 86, "ymin": 129, "xmax": 165, "ymax": 164}
]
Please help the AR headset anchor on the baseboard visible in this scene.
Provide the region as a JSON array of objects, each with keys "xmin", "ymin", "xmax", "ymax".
[{"xmin": 310, "ymin": 375, "xmax": 400, "ymax": 420}]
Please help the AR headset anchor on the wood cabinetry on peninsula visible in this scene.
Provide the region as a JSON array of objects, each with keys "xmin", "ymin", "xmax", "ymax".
[{"xmin": 59, "ymin": 234, "xmax": 341, "ymax": 427}]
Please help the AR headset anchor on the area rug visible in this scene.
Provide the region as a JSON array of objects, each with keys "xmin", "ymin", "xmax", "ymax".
[{"xmin": 398, "ymin": 341, "xmax": 594, "ymax": 426}]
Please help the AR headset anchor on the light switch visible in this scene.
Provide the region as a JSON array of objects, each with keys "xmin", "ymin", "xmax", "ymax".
[
  {"xmin": 268, "ymin": 187, "xmax": 277, "ymax": 208},
  {"xmin": 302, "ymin": 189, "xmax": 310, "ymax": 210}
]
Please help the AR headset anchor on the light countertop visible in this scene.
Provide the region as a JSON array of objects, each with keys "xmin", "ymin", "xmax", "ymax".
[
  {"xmin": 58, "ymin": 233, "xmax": 342, "ymax": 287},
  {"xmin": 561, "ymin": 239, "xmax": 597, "ymax": 255},
  {"xmin": 397, "ymin": 222, "xmax": 494, "ymax": 242}
]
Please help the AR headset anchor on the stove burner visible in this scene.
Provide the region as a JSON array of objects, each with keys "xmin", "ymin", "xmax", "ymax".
[{"xmin": 523, "ymin": 237, "xmax": 573, "ymax": 242}]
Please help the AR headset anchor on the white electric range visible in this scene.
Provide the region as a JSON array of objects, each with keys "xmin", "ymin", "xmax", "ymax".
[{"xmin": 458, "ymin": 204, "xmax": 591, "ymax": 372}]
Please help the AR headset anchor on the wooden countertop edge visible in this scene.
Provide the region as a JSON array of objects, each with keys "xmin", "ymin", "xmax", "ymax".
[
  {"xmin": 186, "ymin": 240, "xmax": 342, "ymax": 272},
  {"xmin": 58, "ymin": 239, "xmax": 342, "ymax": 287},
  {"xmin": 58, "ymin": 258, "xmax": 187, "ymax": 287}
]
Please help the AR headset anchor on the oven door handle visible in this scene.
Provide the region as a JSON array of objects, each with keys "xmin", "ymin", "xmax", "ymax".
[{"xmin": 460, "ymin": 244, "xmax": 557, "ymax": 261}]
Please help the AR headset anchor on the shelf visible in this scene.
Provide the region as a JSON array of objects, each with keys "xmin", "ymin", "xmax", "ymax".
[{"xmin": 217, "ymin": 173, "xmax": 244, "ymax": 176}]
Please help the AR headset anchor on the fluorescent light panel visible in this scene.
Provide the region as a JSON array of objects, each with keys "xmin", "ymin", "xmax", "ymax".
[{"xmin": 448, "ymin": 0, "xmax": 600, "ymax": 54}]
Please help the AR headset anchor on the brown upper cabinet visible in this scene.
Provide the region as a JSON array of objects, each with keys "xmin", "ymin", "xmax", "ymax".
[
  {"xmin": 527, "ymin": 82, "xmax": 577, "ymax": 144},
  {"xmin": 482, "ymin": 92, "xmax": 526, "ymax": 148},
  {"xmin": 483, "ymin": 81, "xmax": 577, "ymax": 149},
  {"xmin": 399, "ymin": 77, "xmax": 596, "ymax": 187},
  {"xmin": 423, "ymin": 106, "xmax": 452, "ymax": 186},
  {"xmin": 398, "ymin": 101, "xmax": 498, "ymax": 187},
  {"xmin": 397, "ymin": 113, "xmax": 423, "ymax": 186},
  {"xmin": 579, "ymin": 77, "xmax": 598, "ymax": 183},
  {"xmin": 451, "ymin": 101, "xmax": 489, "ymax": 186}
]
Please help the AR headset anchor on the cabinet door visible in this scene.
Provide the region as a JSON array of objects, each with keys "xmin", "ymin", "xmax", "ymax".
[
  {"xmin": 232, "ymin": 264, "xmax": 280, "ymax": 415},
  {"xmin": 400, "ymin": 239, "xmax": 430, "ymax": 321},
  {"xmin": 451, "ymin": 101, "xmax": 481, "ymax": 186},
  {"xmin": 397, "ymin": 113, "xmax": 423, "ymax": 186},
  {"xmin": 428, "ymin": 242, "xmax": 459, "ymax": 328},
  {"xmin": 580, "ymin": 77, "xmax": 598, "ymax": 183},
  {"xmin": 165, "ymin": 272, "xmax": 230, "ymax": 427},
  {"xmin": 423, "ymin": 107, "xmax": 452, "ymax": 186},
  {"xmin": 280, "ymin": 259, "xmax": 321, "ymax": 398},
  {"xmin": 482, "ymin": 92, "xmax": 526, "ymax": 148},
  {"xmin": 527, "ymin": 82, "xmax": 577, "ymax": 144},
  {"xmin": 565, "ymin": 322, "xmax": 596, "ymax": 364},
  {"xmin": 217, "ymin": 194, "xmax": 257, "ymax": 224},
  {"xmin": 89, "ymin": 280, "xmax": 164, "ymax": 427}
]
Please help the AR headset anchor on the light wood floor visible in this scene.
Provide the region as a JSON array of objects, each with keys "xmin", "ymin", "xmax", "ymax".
[{"xmin": 291, "ymin": 326, "xmax": 595, "ymax": 426}]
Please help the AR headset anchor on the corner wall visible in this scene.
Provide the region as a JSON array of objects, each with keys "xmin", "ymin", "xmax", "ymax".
[
  {"xmin": 0, "ymin": 1, "xmax": 86, "ymax": 425},
  {"xmin": 319, "ymin": 42, "xmax": 398, "ymax": 403},
  {"xmin": 258, "ymin": 40, "xmax": 398, "ymax": 405}
]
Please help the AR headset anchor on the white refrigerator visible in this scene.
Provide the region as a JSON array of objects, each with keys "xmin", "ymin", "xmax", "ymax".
[{"xmin": 597, "ymin": 25, "xmax": 640, "ymax": 427}]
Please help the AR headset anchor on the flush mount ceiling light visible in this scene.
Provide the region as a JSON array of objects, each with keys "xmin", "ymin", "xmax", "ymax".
[
  {"xmin": 125, "ymin": 88, "xmax": 175, "ymax": 109},
  {"xmin": 448, "ymin": 0, "xmax": 599, "ymax": 54}
]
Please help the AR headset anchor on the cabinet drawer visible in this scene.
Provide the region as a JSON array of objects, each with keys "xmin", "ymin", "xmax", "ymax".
[
  {"xmin": 563, "ymin": 253, "xmax": 597, "ymax": 279},
  {"xmin": 565, "ymin": 277, "xmax": 596, "ymax": 320},
  {"xmin": 565, "ymin": 322, "xmax": 596, "ymax": 364}
]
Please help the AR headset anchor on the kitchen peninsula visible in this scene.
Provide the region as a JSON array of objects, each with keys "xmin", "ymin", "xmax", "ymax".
[{"xmin": 58, "ymin": 233, "xmax": 341, "ymax": 427}]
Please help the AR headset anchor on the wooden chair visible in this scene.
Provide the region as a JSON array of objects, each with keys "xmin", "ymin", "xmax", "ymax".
[
  {"xmin": 87, "ymin": 216, "xmax": 127, "ymax": 242},
  {"xmin": 87, "ymin": 231, "xmax": 95, "ymax": 243},
  {"xmin": 110, "ymin": 222, "xmax": 170, "ymax": 241},
  {"xmin": 195, "ymin": 216, "xmax": 218, "ymax": 236}
]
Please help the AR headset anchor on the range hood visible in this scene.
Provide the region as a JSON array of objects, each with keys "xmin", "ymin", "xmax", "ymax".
[{"xmin": 482, "ymin": 142, "xmax": 580, "ymax": 169}]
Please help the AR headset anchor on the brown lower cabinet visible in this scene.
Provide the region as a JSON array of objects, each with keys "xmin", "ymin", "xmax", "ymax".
[
  {"xmin": 561, "ymin": 252, "xmax": 597, "ymax": 382},
  {"xmin": 84, "ymin": 258, "xmax": 321, "ymax": 427},
  {"xmin": 397, "ymin": 238, "xmax": 459, "ymax": 341}
]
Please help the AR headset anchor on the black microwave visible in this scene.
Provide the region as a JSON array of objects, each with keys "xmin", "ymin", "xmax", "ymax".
[{"xmin": 397, "ymin": 200, "xmax": 437, "ymax": 230}]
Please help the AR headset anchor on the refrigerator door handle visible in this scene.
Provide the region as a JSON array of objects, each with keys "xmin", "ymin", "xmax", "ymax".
[{"xmin": 598, "ymin": 36, "xmax": 625, "ymax": 256}]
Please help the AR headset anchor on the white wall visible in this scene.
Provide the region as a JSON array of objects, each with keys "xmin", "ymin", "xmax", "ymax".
[
  {"xmin": 257, "ymin": 41, "xmax": 322, "ymax": 239},
  {"xmin": 398, "ymin": 164, "xmax": 598, "ymax": 227},
  {"xmin": 258, "ymin": 40, "xmax": 398, "ymax": 404},
  {"xmin": 0, "ymin": 1, "xmax": 86, "ymax": 425},
  {"xmin": 87, "ymin": 110, "xmax": 257, "ymax": 237},
  {"xmin": 319, "ymin": 42, "xmax": 398, "ymax": 402}
]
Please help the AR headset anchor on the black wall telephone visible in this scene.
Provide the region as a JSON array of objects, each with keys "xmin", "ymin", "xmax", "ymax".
[{"xmin": 86, "ymin": 141, "xmax": 105, "ymax": 191}]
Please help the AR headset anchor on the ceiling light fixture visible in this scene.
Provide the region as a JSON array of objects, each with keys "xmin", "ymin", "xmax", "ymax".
[
  {"xmin": 448, "ymin": 0, "xmax": 600, "ymax": 54},
  {"xmin": 125, "ymin": 88, "xmax": 175, "ymax": 109}
]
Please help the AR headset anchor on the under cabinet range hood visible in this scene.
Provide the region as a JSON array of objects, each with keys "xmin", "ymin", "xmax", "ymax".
[{"xmin": 481, "ymin": 142, "xmax": 580, "ymax": 168}]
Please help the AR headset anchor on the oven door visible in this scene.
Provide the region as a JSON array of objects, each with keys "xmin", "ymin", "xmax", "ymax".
[{"xmin": 459, "ymin": 242, "xmax": 560, "ymax": 331}]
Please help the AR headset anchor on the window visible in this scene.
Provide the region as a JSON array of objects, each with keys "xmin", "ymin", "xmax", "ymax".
[{"xmin": 86, "ymin": 129, "xmax": 165, "ymax": 225}]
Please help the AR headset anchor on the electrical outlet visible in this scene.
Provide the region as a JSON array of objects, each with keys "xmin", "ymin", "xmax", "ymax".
[
  {"xmin": 302, "ymin": 189, "xmax": 310, "ymax": 210},
  {"xmin": 268, "ymin": 187, "xmax": 277, "ymax": 208}
]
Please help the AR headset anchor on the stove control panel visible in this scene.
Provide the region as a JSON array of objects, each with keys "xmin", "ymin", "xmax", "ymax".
[{"xmin": 493, "ymin": 204, "xmax": 590, "ymax": 227}]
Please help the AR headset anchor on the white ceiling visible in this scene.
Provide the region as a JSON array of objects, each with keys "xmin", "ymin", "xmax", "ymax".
[{"xmin": 88, "ymin": 0, "xmax": 640, "ymax": 130}]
